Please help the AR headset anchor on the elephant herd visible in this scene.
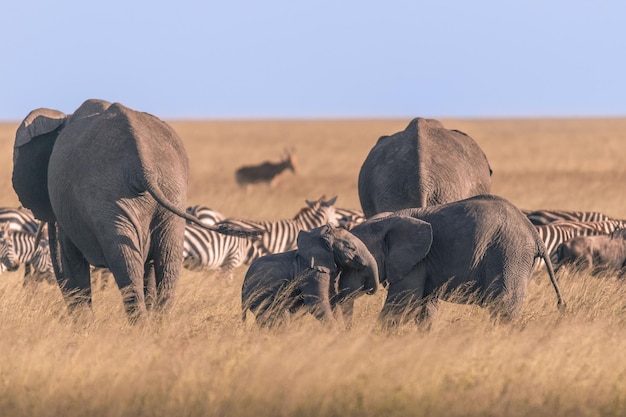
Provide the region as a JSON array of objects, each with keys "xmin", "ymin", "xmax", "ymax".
[{"xmin": 12, "ymin": 98, "xmax": 618, "ymax": 329}]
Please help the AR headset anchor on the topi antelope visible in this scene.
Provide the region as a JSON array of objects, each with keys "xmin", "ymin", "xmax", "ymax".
[{"xmin": 235, "ymin": 149, "xmax": 297, "ymax": 190}]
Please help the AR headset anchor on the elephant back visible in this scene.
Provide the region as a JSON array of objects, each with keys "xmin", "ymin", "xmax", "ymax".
[
  {"xmin": 12, "ymin": 108, "xmax": 67, "ymax": 222},
  {"xmin": 68, "ymin": 99, "xmax": 112, "ymax": 123},
  {"xmin": 358, "ymin": 117, "xmax": 492, "ymax": 217}
]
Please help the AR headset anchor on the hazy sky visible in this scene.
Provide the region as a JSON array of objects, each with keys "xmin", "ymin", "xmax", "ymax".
[{"xmin": 1, "ymin": 1, "xmax": 624, "ymax": 121}]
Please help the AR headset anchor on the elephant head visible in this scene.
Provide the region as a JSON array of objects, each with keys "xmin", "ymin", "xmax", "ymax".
[
  {"xmin": 294, "ymin": 224, "xmax": 379, "ymax": 324},
  {"xmin": 337, "ymin": 214, "xmax": 433, "ymax": 323}
]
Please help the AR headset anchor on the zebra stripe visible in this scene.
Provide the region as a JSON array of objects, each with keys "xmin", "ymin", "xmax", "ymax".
[
  {"xmin": 0, "ymin": 207, "xmax": 39, "ymax": 234},
  {"xmin": 0, "ymin": 226, "xmax": 54, "ymax": 284},
  {"xmin": 334, "ymin": 207, "xmax": 366, "ymax": 230},
  {"xmin": 183, "ymin": 223, "xmax": 266, "ymax": 278},
  {"xmin": 534, "ymin": 220, "xmax": 626, "ymax": 268},
  {"xmin": 185, "ymin": 205, "xmax": 226, "ymax": 226},
  {"xmin": 217, "ymin": 196, "xmax": 338, "ymax": 254},
  {"xmin": 524, "ymin": 209, "xmax": 615, "ymax": 226}
]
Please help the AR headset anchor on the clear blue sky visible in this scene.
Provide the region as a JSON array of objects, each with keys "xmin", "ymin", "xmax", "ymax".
[{"xmin": 1, "ymin": 1, "xmax": 624, "ymax": 121}]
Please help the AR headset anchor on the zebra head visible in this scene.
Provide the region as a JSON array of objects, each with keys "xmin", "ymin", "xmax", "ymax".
[
  {"xmin": 302, "ymin": 196, "xmax": 339, "ymax": 227},
  {"xmin": 0, "ymin": 223, "xmax": 20, "ymax": 272}
]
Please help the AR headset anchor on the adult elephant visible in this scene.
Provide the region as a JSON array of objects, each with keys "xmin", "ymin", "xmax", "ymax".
[
  {"xmin": 336, "ymin": 195, "xmax": 565, "ymax": 328},
  {"xmin": 358, "ymin": 118, "xmax": 492, "ymax": 218},
  {"xmin": 242, "ymin": 225, "xmax": 378, "ymax": 328},
  {"xmin": 12, "ymin": 99, "xmax": 253, "ymax": 321}
]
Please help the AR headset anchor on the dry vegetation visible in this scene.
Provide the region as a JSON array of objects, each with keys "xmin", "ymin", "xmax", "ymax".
[{"xmin": 1, "ymin": 117, "xmax": 626, "ymax": 416}]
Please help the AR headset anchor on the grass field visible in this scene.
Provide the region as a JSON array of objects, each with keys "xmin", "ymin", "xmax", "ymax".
[{"xmin": 1, "ymin": 117, "xmax": 626, "ymax": 416}]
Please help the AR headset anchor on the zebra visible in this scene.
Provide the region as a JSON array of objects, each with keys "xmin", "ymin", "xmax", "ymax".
[
  {"xmin": 0, "ymin": 223, "xmax": 55, "ymax": 285},
  {"xmin": 524, "ymin": 209, "xmax": 615, "ymax": 226},
  {"xmin": 235, "ymin": 149, "xmax": 297, "ymax": 190},
  {"xmin": 0, "ymin": 207, "xmax": 39, "ymax": 234},
  {"xmin": 333, "ymin": 207, "xmax": 366, "ymax": 230},
  {"xmin": 534, "ymin": 219, "xmax": 626, "ymax": 269},
  {"xmin": 0, "ymin": 207, "xmax": 47, "ymax": 278},
  {"xmin": 185, "ymin": 205, "xmax": 225, "ymax": 226},
  {"xmin": 216, "ymin": 196, "xmax": 339, "ymax": 254},
  {"xmin": 182, "ymin": 222, "xmax": 266, "ymax": 279}
]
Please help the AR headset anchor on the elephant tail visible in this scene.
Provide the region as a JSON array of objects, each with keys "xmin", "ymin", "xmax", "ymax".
[
  {"xmin": 538, "ymin": 243, "xmax": 566, "ymax": 313},
  {"xmin": 144, "ymin": 180, "xmax": 263, "ymax": 238}
]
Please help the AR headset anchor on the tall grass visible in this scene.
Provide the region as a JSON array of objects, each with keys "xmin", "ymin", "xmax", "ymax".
[{"xmin": 0, "ymin": 118, "xmax": 626, "ymax": 416}]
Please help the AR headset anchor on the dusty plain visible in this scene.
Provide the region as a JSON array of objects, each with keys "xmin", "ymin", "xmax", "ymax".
[{"xmin": 0, "ymin": 117, "xmax": 626, "ymax": 416}]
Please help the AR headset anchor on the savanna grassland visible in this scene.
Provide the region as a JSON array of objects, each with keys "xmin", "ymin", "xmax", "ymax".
[{"xmin": 1, "ymin": 117, "xmax": 626, "ymax": 417}]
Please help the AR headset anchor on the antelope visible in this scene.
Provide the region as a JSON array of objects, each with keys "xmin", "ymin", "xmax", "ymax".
[{"xmin": 235, "ymin": 149, "xmax": 297, "ymax": 190}]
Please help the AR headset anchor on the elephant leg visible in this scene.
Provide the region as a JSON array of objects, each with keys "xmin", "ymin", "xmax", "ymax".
[
  {"xmin": 332, "ymin": 289, "xmax": 361, "ymax": 329},
  {"xmin": 335, "ymin": 298, "xmax": 354, "ymax": 329},
  {"xmin": 105, "ymin": 243, "xmax": 147, "ymax": 322},
  {"xmin": 328, "ymin": 276, "xmax": 347, "ymax": 328},
  {"xmin": 57, "ymin": 230, "xmax": 93, "ymax": 314},
  {"xmin": 151, "ymin": 221, "xmax": 184, "ymax": 313},
  {"xmin": 379, "ymin": 265, "xmax": 427, "ymax": 328},
  {"xmin": 415, "ymin": 295, "xmax": 439, "ymax": 330},
  {"xmin": 143, "ymin": 261, "xmax": 156, "ymax": 311}
]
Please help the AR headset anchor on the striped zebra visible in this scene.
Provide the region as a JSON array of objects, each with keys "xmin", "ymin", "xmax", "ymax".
[
  {"xmin": 534, "ymin": 219, "xmax": 626, "ymax": 269},
  {"xmin": 0, "ymin": 207, "xmax": 39, "ymax": 234},
  {"xmin": 0, "ymin": 224, "xmax": 55, "ymax": 285},
  {"xmin": 217, "ymin": 196, "xmax": 339, "ymax": 254},
  {"xmin": 334, "ymin": 207, "xmax": 366, "ymax": 230},
  {"xmin": 524, "ymin": 209, "xmax": 615, "ymax": 226},
  {"xmin": 182, "ymin": 222, "xmax": 266, "ymax": 279},
  {"xmin": 0, "ymin": 207, "xmax": 47, "ymax": 278},
  {"xmin": 185, "ymin": 205, "xmax": 225, "ymax": 226}
]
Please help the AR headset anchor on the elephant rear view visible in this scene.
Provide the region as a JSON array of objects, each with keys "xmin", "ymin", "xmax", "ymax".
[
  {"xmin": 12, "ymin": 99, "xmax": 247, "ymax": 322},
  {"xmin": 358, "ymin": 118, "xmax": 492, "ymax": 217}
]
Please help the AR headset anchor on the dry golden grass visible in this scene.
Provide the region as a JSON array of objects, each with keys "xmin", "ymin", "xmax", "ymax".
[{"xmin": 1, "ymin": 117, "xmax": 626, "ymax": 417}]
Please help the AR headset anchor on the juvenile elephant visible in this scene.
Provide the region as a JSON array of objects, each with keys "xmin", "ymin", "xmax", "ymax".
[
  {"xmin": 555, "ymin": 234, "xmax": 626, "ymax": 277},
  {"xmin": 358, "ymin": 118, "xmax": 492, "ymax": 217},
  {"xmin": 12, "ymin": 99, "xmax": 254, "ymax": 321},
  {"xmin": 241, "ymin": 225, "xmax": 378, "ymax": 328},
  {"xmin": 337, "ymin": 195, "xmax": 565, "ymax": 327}
]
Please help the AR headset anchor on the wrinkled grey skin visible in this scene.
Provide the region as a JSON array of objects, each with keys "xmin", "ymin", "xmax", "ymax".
[
  {"xmin": 12, "ymin": 99, "xmax": 248, "ymax": 322},
  {"xmin": 358, "ymin": 118, "xmax": 492, "ymax": 218},
  {"xmin": 556, "ymin": 234, "xmax": 626, "ymax": 277},
  {"xmin": 241, "ymin": 225, "xmax": 379, "ymax": 328},
  {"xmin": 338, "ymin": 195, "xmax": 565, "ymax": 328}
]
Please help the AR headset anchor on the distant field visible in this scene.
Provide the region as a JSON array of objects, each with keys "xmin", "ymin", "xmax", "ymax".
[{"xmin": 0, "ymin": 117, "xmax": 625, "ymax": 417}]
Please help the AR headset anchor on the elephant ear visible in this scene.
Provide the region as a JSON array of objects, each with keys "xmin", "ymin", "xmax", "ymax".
[
  {"xmin": 15, "ymin": 108, "xmax": 67, "ymax": 147},
  {"xmin": 384, "ymin": 215, "xmax": 433, "ymax": 285},
  {"xmin": 12, "ymin": 108, "xmax": 67, "ymax": 222}
]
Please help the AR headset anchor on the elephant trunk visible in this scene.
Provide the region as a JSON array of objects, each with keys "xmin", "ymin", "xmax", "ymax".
[
  {"xmin": 361, "ymin": 248, "xmax": 380, "ymax": 295},
  {"xmin": 299, "ymin": 269, "xmax": 336, "ymax": 324}
]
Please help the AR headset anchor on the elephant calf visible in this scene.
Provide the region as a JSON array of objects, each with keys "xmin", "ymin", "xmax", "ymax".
[
  {"xmin": 337, "ymin": 195, "xmax": 566, "ymax": 328},
  {"xmin": 556, "ymin": 234, "xmax": 626, "ymax": 277},
  {"xmin": 241, "ymin": 225, "xmax": 378, "ymax": 328}
]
